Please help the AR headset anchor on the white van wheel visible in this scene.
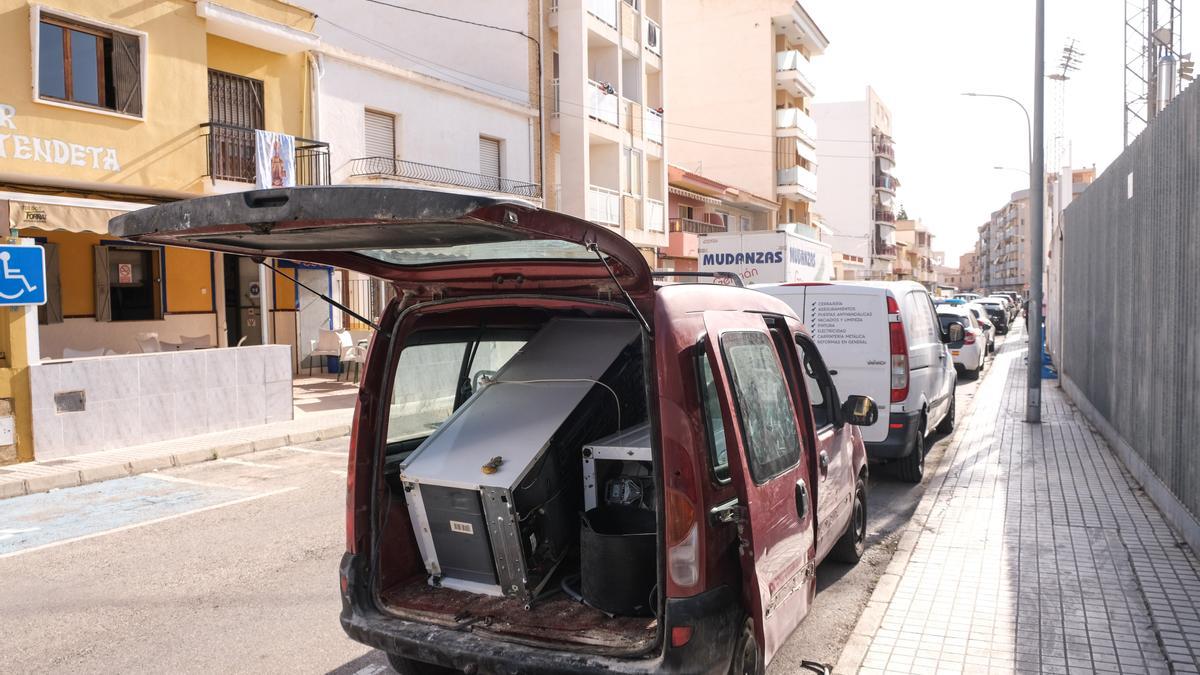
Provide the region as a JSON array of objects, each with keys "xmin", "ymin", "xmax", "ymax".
[{"xmin": 894, "ymin": 426, "xmax": 925, "ymax": 484}]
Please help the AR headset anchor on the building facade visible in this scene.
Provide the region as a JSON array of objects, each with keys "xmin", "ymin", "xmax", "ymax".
[
  {"xmin": 893, "ymin": 219, "xmax": 935, "ymax": 288},
  {"xmin": 664, "ymin": 0, "xmax": 827, "ymax": 238},
  {"xmin": 812, "ymin": 87, "xmax": 899, "ymax": 279},
  {"xmin": 546, "ymin": 0, "xmax": 668, "ymax": 265},
  {"xmin": 661, "ymin": 164, "xmax": 777, "ymax": 272}
]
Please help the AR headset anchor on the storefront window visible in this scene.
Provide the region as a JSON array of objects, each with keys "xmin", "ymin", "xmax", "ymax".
[{"xmin": 95, "ymin": 245, "xmax": 163, "ymax": 322}]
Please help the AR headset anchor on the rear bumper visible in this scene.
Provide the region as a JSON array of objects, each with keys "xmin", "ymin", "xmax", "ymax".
[
  {"xmin": 865, "ymin": 410, "xmax": 922, "ymax": 460},
  {"xmin": 339, "ymin": 553, "xmax": 740, "ymax": 675}
]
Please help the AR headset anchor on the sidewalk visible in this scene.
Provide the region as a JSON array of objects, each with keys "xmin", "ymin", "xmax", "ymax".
[
  {"xmin": 836, "ymin": 323, "xmax": 1200, "ymax": 675},
  {"xmin": 0, "ymin": 377, "xmax": 356, "ymax": 500}
]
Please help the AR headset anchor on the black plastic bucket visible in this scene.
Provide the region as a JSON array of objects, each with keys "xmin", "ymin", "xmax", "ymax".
[{"xmin": 580, "ymin": 505, "xmax": 657, "ymax": 616}]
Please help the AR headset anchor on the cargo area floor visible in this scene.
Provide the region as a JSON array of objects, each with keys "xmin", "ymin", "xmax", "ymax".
[{"xmin": 380, "ymin": 581, "xmax": 658, "ymax": 654}]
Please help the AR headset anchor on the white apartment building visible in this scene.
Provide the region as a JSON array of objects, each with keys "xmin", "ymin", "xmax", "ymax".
[
  {"xmin": 546, "ymin": 0, "xmax": 668, "ymax": 262},
  {"xmin": 813, "ymin": 87, "xmax": 899, "ymax": 280},
  {"xmin": 665, "ymin": 0, "xmax": 827, "ymax": 233}
]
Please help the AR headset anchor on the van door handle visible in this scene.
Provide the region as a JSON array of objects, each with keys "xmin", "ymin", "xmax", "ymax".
[{"xmin": 795, "ymin": 480, "xmax": 809, "ymax": 521}]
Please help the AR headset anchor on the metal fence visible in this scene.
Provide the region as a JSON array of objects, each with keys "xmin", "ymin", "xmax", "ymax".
[
  {"xmin": 350, "ymin": 156, "xmax": 540, "ymax": 199},
  {"xmin": 1059, "ymin": 80, "xmax": 1200, "ymax": 532}
]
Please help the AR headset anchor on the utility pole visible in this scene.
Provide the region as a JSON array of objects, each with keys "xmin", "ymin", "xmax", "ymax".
[{"xmin": 1027, "ymin": 0, "xmax": 1046, "ymax": 423}]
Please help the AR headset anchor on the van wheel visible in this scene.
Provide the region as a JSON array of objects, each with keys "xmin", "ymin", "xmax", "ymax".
[
  {"xmin": 829, "ymin": 476, "xmax": 867, "ymax": 563},
  {"xmin": 935, "ymin": 392, "xmax": 956, "ymax": 434},
  {"xmin": 386, "ymin": 653, "xmax": 458, "ymax": 675},
  {"xmin": 729, "ymin": 618, "xmax": 764, "ymax": 675},
  {"xmin": 895, "ymin": 428, "xmax": 925, "ymax": 484}
]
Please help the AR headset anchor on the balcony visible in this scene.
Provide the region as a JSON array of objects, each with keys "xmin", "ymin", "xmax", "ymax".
[
  {"xmin": 588, "ymin": 0, "xmax": 617, "ymax": 30},
  {"xmin": 647, "ymin": 198, "xmax": 665, "ymax": 232},
  {"xmin": 645, "ymin": 107, "xmax": 663, "ymax": 144},
  {"xmin": 587, "ymin": 79, "xmax": 620, "ymax": 127},
  {"xmin": 775, "ymin": 50, "xmax": 816, "ymax": 98},
  {"xmin": 670, "ymin": 217, "xmax": 726, "ymax": 234},
  {"xmin": 588, "ymin": 185, "xmax": 621, "ymax": 226},
  {"xmin": 874, "ymin": 242, "xmax": 898, "ymax": 259},
  {"xmin": 777, "ymin": 165, "xmax": 817, "ymax": 200},
  {"xmin": 875, "ymin": 173, "xmax": 899, "ymax": 192},
  {"xmin": 874, "ymin": 207, "xmax": 896, "ymax": 223},
  {"xmin": 874, "ymin": 139, "xmax": 895, "ymax": 160},
  {"xmin": 551, "ymin": 78, "xmax": 561, "ymax": 117},
  {"xmin": 644, "ymin": 17, "xmax": 662, "ymax": 56},
  {"xmin": 776, "ymin": 108, "xmax": 817, "ymax": 143},
  {"xmin": 349, "ymin": 157, "xmax": 540, "ymax": 198},
  {"xmin": 202, "ymin": 122, "xmax": 330, "ymax": 186}
]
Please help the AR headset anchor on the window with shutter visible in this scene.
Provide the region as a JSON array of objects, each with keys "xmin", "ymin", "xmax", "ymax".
[
  {"xmin": 37, "ymin": 14, "xmax": 142, "ymax": 116},
  {"xmin": 208, "ymin": 70, "xmax": 265, "ymax": 182},
  {"xmin": 364, "ymin": 110, "xmax": 396, "ymax": 159},
  {"xmin": 479, "ymin": 137, "xmax": 501, "ymax": 190}
]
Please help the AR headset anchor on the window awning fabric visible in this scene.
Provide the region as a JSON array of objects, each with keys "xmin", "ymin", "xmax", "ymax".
[
  {"xmin": 794, "ymin": 139, "xmax": 818, "ymax": 164},
  {"xmin": 668, "ymin": 185, "xmax": 722, "ymax": 205},
  {"xmin": 6, "ymin": 196, "xmax": 145, "ymax": 234}
]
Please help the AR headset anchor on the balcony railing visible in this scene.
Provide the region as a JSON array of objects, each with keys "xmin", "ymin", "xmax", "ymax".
[
  {"xmin": 552, "ymin": 78, "xmax": 561, "ymax": 117},
  {"xmin": 874, "ymin": 242, "xmax": 898, "ymax": 258},
  {"xmin": 874, "ymin": 208, "xmax": 896, "ymax": 223},
  {"xmin": 588, "ymin": 0, "xmax": 617, "ymax": 29},
  {"xmin": 874, "ymin": 141, "xmax": 895, "ymax": 159},
  {"xmin": 350, "ymin": 156, "xmax": 540, "ymax": 198},
  {"xmin": 647, "ymin": 198, "xmax": 665, "ymax": 232},
  {"xmin": 670, "ymin": 217, "xmax": 726, "ymax": 234},
  {"xmin": 587, "ymin": 79, "xmax": 620, "ymax": 127},
  {"xmin": 775, "ymin": 50, "xmax": 816, "ymax": 95},
  {"xmin": 644, "ymin": 17, "xmax": 662, "ymax": 55},
  {"xmin": 202, "ymin": 122, "xmax": 330, "ymax": 186},
  {"xmin": 645, "ymin": 107, "xmax": 663, "ymax": 144},
  {"xmin": 777, "ymin": 165, "xmax": 817, "ymax": 197},
  {"xmin": 588, "ymin": 185, "xmax": 621, "ymax": 226},
  {"xmin": 775, "ymin": 108, "xmax": 818, "ymax": 142},
  {"xmin": 875, "ymin": 173, "xmax": 899, "ymax": 192}
]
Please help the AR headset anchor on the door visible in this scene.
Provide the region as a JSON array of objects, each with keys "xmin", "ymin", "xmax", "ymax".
[
  {"xmin": 107, "ymin": 186, "xmax": 655, "ymax": 317},
  {"xmin": 903, "ymin": 290, "xmax": 950, "ymax": 418},
  {"xmin": 794, "ymin": 333, "xmax": 856, "ymax": 559},
  {"xmin": 702, "ymin": 311, "xmax": 815, "ymax": 664},
  {"xmin": 223, "ymin": 255, "xmax": 263, "ymax": 346}
]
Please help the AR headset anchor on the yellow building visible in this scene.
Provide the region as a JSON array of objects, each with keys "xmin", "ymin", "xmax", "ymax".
[{"xmin": 0, "ymin": 0, "xmax": 322, "ymax": 463}]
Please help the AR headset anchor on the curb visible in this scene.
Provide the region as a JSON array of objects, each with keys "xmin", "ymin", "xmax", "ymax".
[
  {"xmin": 0, "ymin": 422, "xmax": 352, "ymax": 500},
  {"xmin": 831, "ymin": 335, "xmax": 1019, "ymax": 674}
]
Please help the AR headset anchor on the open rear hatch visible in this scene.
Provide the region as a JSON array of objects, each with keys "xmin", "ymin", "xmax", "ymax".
[{"xmin": 108, "ymin": 185, "xmax": 653, "ymax": 314}]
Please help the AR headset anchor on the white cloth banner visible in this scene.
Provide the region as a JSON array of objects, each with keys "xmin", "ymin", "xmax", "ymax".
[{"xmin": 255, "ymin": 130, "xmax": 295, "ymax": 189}]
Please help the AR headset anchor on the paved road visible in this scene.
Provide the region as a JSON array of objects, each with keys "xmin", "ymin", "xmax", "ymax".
[
  {"xmin": 770, "ymin": 330, "xmax": 1008, "ymax": 672},
  {"xmin": 0, "ymin": 333, "xmax": 1010, "ymax": 674}
]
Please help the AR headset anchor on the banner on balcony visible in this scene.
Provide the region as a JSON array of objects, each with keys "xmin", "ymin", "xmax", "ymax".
[{"xmin": 255, "ymin": 130, "xmax": 295, "ymax": 189}]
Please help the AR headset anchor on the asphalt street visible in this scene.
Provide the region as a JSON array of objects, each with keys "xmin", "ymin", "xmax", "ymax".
[{"xmin": 0, "ymin": 333, "xmax": 1006, "ymax": 674}]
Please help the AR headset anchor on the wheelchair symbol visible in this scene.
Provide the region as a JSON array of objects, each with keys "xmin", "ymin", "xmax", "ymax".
[{"xmin": 0, "ymin": 251, "xmax": 39, "ymax": 301}]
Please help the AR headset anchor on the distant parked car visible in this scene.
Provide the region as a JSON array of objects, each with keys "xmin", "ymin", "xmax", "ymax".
[
  {"xmin": 954, "ymin": 293, "xmax": 982, "ymax": 303},
  {"xmin": 986, "ymin": 295, "xmax": 1017, "ymax": 322},
  {"xmin": 937, "ymin": 306, "xmax": 986, "ymax": 379},
  {"xmin": 977, "ymin": 298, "xmax": 1009, "ymax": 335},
  {"xmin": 964, "ymin": 302, "xmax": 996, "ymax": 353}
]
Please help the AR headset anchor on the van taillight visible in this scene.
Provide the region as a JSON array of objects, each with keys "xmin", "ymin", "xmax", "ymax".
[
  {"xmin": 887, "ymin": 296, "xmax": 909, "ymax": 403},
  {"xmin": 666, "ymin": 487, "xmax": 699, "ymax": 589}
]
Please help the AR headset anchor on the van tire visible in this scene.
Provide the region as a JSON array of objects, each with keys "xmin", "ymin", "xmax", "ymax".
[
  {"xmin": 829, "ymin": 476, "xmax": 867, "ymax": 563},
  {"xmin": 895, "ymin": 427, "xmax": 925, "ymax": 484},
  {"xmin": 935, "ymin": 391, "xmax": 956, "ymax": 434},
  {"xmin": 729, "ymin": 617, "xmax": 764, "ymax": 675},
  {"xmin": 386, "ymin": 653, "xmax": 457, "ymax": 675}
]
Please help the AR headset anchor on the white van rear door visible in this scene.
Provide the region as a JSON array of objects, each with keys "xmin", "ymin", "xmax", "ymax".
[{"xmin": 798, "ymin": 286, "xmax": 891, "ymax": 444}]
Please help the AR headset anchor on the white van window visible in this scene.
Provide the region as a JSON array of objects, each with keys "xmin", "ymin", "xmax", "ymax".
[
  {"xmin": 904, "ymin": 292, "xmax": 938, "ymax": 344},
  {"xmin": 796, "ymin": 335, "xmax": 837, "ymax": 429},
  {"xmin": 720, "ymin": 331, "xmax": 801, "ymax": 484}
]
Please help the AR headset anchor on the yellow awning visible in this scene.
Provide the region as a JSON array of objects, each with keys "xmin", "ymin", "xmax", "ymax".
[{"xmin": 8, "ymin": 200, "xmax": 128, "ymax": 235}]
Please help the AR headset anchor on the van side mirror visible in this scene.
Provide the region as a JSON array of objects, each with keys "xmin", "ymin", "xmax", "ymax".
[
  {"xmin": 840, "ymin": 395, "xmax": 878, "ymax": 427},
  {"xmin": 944, "ymin": 322, "xmax": 964, "ymax": 343}
]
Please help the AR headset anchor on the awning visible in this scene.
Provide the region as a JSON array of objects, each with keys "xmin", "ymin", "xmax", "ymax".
[
  {"xmin": 794, "ymin": 139, "xmax": 818, "ymax": 164},
  {"xmin": 668, "ymin": 185, "xmax": 722, "ymax": 205},
  {"xmin": 5, "ymin": 194, "xmax": 147, "ymax": 234}
]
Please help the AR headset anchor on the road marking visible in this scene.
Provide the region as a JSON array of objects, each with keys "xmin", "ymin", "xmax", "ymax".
[
  {"xmin": 143, "ymin": 473, "xmax": 243, "ymax": 490},
  {"xmin": 0, "ymin": 486, "xmax": 298, "ymax": 560},
  {"xmin": 218, "ymin": 458, "xmax": 283, "ymax": 469},
  {"xmin": 280, "ymin": 445, "xmax": 347, "ymax": 457}
]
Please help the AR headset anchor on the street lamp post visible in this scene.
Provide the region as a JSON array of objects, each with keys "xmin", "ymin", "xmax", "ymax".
[{"xmin": 961, "ymin": 0, "xmax": 1046, "ymax": 424}]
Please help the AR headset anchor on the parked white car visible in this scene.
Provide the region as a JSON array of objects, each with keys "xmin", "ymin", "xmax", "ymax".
[
  {"xmin": 756, "ymin": 281, "xmax": 960, "ymax": 483},
  {"xmin": 937, "ymin": 306, "xmax": 986, "ymax": 378},
  {"xmin": 964, "ymin": 302, "xmax": 996, "ymax": 353}
]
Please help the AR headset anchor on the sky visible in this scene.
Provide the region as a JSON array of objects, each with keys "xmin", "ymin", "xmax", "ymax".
[{"xmin": 806, "ymin": 0, "xmax": 1142, "ymax": 266}]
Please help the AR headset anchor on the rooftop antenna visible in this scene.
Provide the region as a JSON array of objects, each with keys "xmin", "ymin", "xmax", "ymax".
[
  {"xmin": 1125, "ymin": 0, "xmax": 1189, "ymax": 146},
  {"xmin": 1048, "ymin": 38, "xmax": 1083, "ymax": 168}
]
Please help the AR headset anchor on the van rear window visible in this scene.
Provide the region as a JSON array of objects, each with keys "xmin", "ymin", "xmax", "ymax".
[{"xmin": 720, "ymin": 331, "xmax": 801, "ymax": 484}]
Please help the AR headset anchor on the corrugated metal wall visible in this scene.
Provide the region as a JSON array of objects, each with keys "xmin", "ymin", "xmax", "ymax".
[{"xmin": 1061, "ymin": 80, "xmax": 1200, "ymax": 522}]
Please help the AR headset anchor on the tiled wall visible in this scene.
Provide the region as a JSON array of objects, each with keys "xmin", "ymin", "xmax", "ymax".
[{"xmin": 29, "ymin": 345, "xmax": 293, "ymax": 461}]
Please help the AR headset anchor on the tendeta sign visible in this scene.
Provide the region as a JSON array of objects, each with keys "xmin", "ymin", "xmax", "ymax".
[{"xmin": 0, "ymin": 104, "xmax": 121, "ymax": 171}]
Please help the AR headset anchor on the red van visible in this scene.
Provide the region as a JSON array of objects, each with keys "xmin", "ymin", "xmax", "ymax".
[{"xmin": 111, "ymin": 187, "xmax": 874, "ymax": 675}]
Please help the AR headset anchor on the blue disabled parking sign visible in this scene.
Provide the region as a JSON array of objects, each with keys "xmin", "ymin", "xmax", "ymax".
[{"xmin": 0, "ymin": 245, "xmax": 47, "ymax": 306}]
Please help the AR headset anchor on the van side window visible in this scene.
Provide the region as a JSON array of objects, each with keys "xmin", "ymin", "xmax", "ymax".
[
  {"xmin": 720, "ymin": 331, "xmax": 802, "ymax": 484},
  {"xmin": 905, "ymin": 292, "xmax": 938, "ymax": 344},
  {"xmin": 696, "ymin": 350, "xmax": 730, "ymax": 483},
  {"xmin": 795, "ymin": 335, "xmax": 837, "ymax": 428}
]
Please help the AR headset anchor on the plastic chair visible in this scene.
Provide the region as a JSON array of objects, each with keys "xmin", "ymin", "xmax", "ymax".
[
  {"xmin": 180, "ymin": 334, "xmax": 211, "ymax": 350},
  {"xmin": 308, "ymin": 329, "xmax": 342, "ymax": 375},
  {"xmin": 337, "ymin": 330, "xmax": 366, "ymax": 382},
  {"xmin": 135, "ymin": 333, "xmax": 162, "ymax": 354}
]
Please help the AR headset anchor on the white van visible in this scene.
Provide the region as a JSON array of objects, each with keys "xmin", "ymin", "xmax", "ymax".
[{"xmin": 755, "ymin": 281, "xmax": 960, "ymax": 482}]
